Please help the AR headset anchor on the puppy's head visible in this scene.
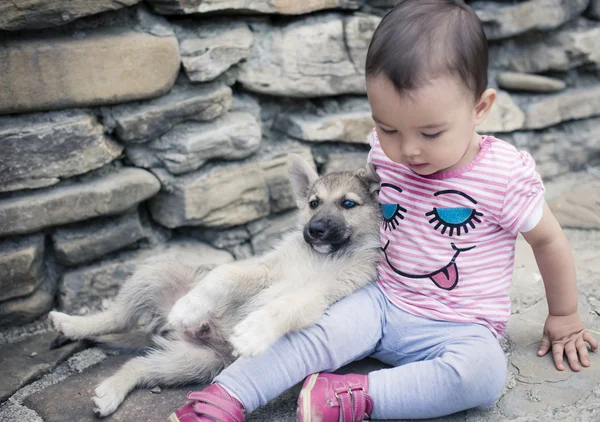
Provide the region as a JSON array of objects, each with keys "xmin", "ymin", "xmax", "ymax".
[{"xmin": 287, "ymin": 154, "xmax": 381, "ymax": 254}]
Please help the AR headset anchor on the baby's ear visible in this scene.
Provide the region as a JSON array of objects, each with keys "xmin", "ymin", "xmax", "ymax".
[
  {"xmin": 287, "ymin": 154, "xmax": 319, "ymax": 203},
  {"xmin": 354, "ymin": 163, "xmax": 380, "ymax": 196}
]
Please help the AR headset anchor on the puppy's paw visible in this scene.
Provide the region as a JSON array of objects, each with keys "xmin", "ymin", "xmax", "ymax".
[
  {"xmin": 229, "ymin": 312, "xmax": 280, "ymax": 357},
  {"xmin": 167, "ymin": 294, "xmax": 213, "ymax": 329},
  {"xmin": 48, "ymin": 311, "xmax": 84, "ymax": 339},
  {"xmin": 93, "ymin": 378, "xmax": 126, "ymax": 417}
]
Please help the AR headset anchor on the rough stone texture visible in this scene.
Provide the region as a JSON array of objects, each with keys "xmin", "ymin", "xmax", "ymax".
[
  {"xmin": 237, "ymin": 14, "xmax": 381, "ymax": 97},
  {"xmin": 477, "ymin": 91, "xmax": 525, "ymax": 133},
  {"xmin": 0, "ymin": 332, "xmax": 85, "ymax": 403},
  {"xmin": 489, "ymin": 25, "xmax": 600, "ymax": 73},
  {"xmin": 549, "ymin": 181, "xmax": 600, "ymax": 230},
  {"xmin": 274, "ymin": 100, "xmax": 373, "ymax": 144},
  {"xmin": 147, "ymin": 0, "xmax": 359, "ymax": 15},
  {"xmin": 505, "ymin": 117, "xmax": 600, "ymax": 179},
  {"xmin": 472, "ymin": 0, "xmax": 589, "ymax": 40},
  {"xmin": 0, "ymin": 168, "xmax": 160, "ymax": 238},
  {"xmin": 52, "ymin": 212, "xmax": 146, "ymax": 267},
  {"xmin": 104, "ymin": 83, "xmax": 232, "ymax": 144},
  {"xmin": 0, "ymin": 8, "xmax": 180, "ymax": 115},
  {"xmin": 496, "ymin": 72, "xmax": 566, "ymax": 93},
  {"xmin": 323, "ymin": 152, "xmax": 369, "ymax": 174},
  {"xmin": 0, "ymin": 111, "xmax": 123, "ymax": 193},
  {"xmin": 588, "ymin": 0, "xmax": 600, "ymax": 20},
  {"xmin": 524, "ymin": 86, "xmax": 600, "ymax": 130},
  {"xmin": 0, "ymin": 0, "xmax": 141, "ymax": 31},
  {"xmin": 0, "ymin": 267, "xmax": 58, "ymax": 326},
  {"xmin": 248, "ymin": 211, "xmax": 298, "ymax": 255},
  {"xmin": 0, "ymin": 234, "xmax": 45, "ymax": 303},
  {"xmin": 126, "ymin": 112, "xmax": 262, "ymax": 175},
  {"xmin": 149, "ymin": 148, "xmax": 314, "ymax": 229},
  {"xmin": 59, "ymin": 241, "xmax": 233, "ymax": 313},
  {"xmin": 173, "ymin": 21, "xmax": 253, "ymax": 83}
]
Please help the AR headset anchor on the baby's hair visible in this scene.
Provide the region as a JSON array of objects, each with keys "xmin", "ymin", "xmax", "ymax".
[{"xmin": 366, "ymin": 0, "xmax": 488, "ymax": 100}]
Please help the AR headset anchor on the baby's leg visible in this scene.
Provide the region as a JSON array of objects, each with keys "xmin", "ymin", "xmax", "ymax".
[
  {"xmin": 369, "ymin": 307, "xmax": 507, "ymax": 419},
  {"xmin": 214, "ymin": 282, "xmax": 386, "ymax": 413}
]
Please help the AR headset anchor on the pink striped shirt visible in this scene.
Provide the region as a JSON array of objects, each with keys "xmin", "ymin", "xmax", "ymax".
[{"xmin": 368, "ymin": 130, "xmax": 544, "ymax": 338}]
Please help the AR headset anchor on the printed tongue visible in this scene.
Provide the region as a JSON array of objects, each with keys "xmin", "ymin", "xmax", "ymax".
[{"xmin": 430, "ymin": 262, "xmax": 458, "ymax": 290}]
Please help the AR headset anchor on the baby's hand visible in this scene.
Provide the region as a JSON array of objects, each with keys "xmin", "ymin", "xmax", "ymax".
[{"xmin": 538, "ymin": 313, "xmax": 598, "ymax": 371}]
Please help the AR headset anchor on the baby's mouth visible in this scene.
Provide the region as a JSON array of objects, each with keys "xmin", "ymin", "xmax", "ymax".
[{"xmin": 381, "ymin": 241, "xmax": 475, "ymax": 291}]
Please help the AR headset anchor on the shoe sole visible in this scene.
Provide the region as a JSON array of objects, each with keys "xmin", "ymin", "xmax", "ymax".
[{"xmin": 297, "ymin": 373, "xmax": 320, "ymax": 422}]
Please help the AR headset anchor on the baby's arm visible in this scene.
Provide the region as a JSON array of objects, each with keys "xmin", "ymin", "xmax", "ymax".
[{"xmin": 522, "ymin": 201, "xmax": 598, "ymax": 371}]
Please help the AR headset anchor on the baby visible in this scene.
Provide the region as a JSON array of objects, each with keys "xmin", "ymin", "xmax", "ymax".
[{"xmin": 169, "ymin": 1, "xmax": 598, "ymax": 421}]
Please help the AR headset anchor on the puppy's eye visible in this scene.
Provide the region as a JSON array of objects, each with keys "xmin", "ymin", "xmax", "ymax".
[
  {"xmin": 309, "ymin": 200, "xmax": 319, "ymax": 209},
  {"xmin": 342, "ymin": 200, "xmax": 357, "ymax": 209}
]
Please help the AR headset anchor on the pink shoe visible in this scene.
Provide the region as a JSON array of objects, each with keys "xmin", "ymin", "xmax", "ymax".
[
  {"xmin": 296, "ymin": 373, "xmax": 373, "ymax": 422},
  {"xmin": 168, "ymin": 383, "xmax": 245, "ymax": 422}
]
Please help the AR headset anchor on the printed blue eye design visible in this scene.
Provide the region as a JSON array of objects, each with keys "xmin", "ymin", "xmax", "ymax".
[
  {"xmin": 426, "ymin": 207, "xmax": 483, "ymax": 236},
  {"xmin": 426, "ymin": 189, "xmax": 482, "ymax": 236},
  {"xmin": 381, "ymin": 203, "xmax": 407, "ymax": 231},
  {"xmin": 380, "ymin": 183, "xmax": 406, "ymax": 231}
]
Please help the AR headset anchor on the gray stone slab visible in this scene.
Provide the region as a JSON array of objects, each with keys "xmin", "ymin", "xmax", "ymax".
[
  {"xmin": 496, "ymin": 72, "xmax": 566, "ymax": 93},
  {"xmin": 104, "ymin": 83, "xmax": 232, "ymax": 144},
  {"xmin": 323, "ymin": 152, "xmax": 369, "ymax": 174},
  {"xmin": 0, "ymin": 168, "xmax": 160, "ymax": 237},
  {"xmin": 0, "ymin": 0, "xmax": 140, "ymax": 31},
  {"xmin": 147, "ymin": 0, "xmax": 359, "ymax": 15},
  {"xmin": 52, "ymin": 212, "xmax": 146, "ymax": 267},
  {"xmin": 0, "ymin": 111, "xmax": 123, "ymax": 193},
  {"xmin": 0, "ymin": 234, "xmax": 45, "ymax": 302},
  {"xmin": 549, "ymin": 181, "xmax": 600, "ymax": 230},
  {"xmin": 0, "ymin": 332, "xmax": 85, "ymax": 403}
]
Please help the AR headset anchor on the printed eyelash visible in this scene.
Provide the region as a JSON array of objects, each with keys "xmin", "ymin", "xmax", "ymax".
[
  {"xmin": 381, "ymin": 203, "xmax": 407, "ymax": 231},
  {"xmin": 426, "ymin": 208, "xmax": 483, "ymax": 236}
]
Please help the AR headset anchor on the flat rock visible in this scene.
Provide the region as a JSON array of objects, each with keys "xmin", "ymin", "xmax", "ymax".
[
  {"xmin": 0, "ymin": 234, "xmax": 45, "ymax": 302},
  {"xmin": 149, "ymin": 148, "xmax": 314, "ymax": 229},
  {"xmin": 323, "ymin": 152, "xmax": 369, "ymax": 174},
  {"xmin": 477, "ymin": 91, "xmax": 525, "ymax": 133},
  {"xmin": 0, "ymin": 111, "xmax": 123, "ymax": 193},
  {"xmin": 472, "ymin": 0, "xmax": 589, "ymax": 40},
  {"xmin": 275, "ymin": 99, "xmax": 373, "ymax": 144},
  {"xmin": 549, "ymin": 181, "xmax": 600, "ymax": 230},
  {"xmin": 173, "ymin": 20, "xmax": 253, "ymax": 83},
  {"xmin": 0, "ymin": 0, "xmax": 140, "ymax": 31},
  {"xmin": 503, "ymin": 117, "xmax": 600, "ymax": 179},
  {"xmin": 0, "ymin": 332, "xmax": 85, "ymax": 403},
  {"xmin": 510, "ymin": 236, "xmax": 545, "ymax": 315},
  {"xmin": 52, "ymin": 212, "xmax": 147, "ymax": 267},
  {"xmin": 0, "ymin": 168, "xmax": 160, "ymax": 237},
  {"xmin": 59, "ymin": 240, "xmax": 233, "ymax": 312},
  {"xmin": 126, "ymin": 112, "xmax": 262, "ymax": 175},
  {"xmin": 0, "ymin": 7, "xmax": 180, "ymax": 115},
  {"xmin": 237, "ymin": 13, "xmax": 380, "ymax": 97},
  {"xmin": 147, "ymin": 0, "xmax": 359, "ymax": 15},
  {"xmin": 104, "ymin": 83, "xmax": 232, "ymax": 144},
  {"xmin": 489, "ymin": 24, "xmax": 600, "ymax": 73},
  {"xmin": 0, "ymin": 267, "xmax": 58, "ymax": 326},
  {"xmin": 496, "ymin": 72, "xmax": 566, "ymax": 93},
  {"xmin": 524, "ymin": 86, "xmax": 600, "ymax": 130}
]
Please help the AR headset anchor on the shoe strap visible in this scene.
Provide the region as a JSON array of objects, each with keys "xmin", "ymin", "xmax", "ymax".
[
  {"xmin": 332, "ymin": 378, "xmax": 372, "ymax": 422},
  {"xmin": 186, "ymin": 386, "xmax": 245, "ymax": 422}
]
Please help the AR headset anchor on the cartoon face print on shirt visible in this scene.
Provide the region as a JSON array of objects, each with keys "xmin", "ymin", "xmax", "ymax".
[{"xmin": 379, "ymin": 183, "xmax": 481, "ymax": 291}]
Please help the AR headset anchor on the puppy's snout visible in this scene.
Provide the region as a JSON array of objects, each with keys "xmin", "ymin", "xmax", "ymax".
[{"xmin": 307, "ymin": 221, "xmax": 328, "ymax": 239}]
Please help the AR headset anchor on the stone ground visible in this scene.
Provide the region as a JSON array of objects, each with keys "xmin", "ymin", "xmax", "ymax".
[{"xmin": 1, "ymin": 169, "xmax": 599, "ymax": 422}]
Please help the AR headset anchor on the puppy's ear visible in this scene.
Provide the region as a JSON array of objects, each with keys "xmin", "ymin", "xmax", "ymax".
[
  {"xmin": 354, "ymin": 163, "xmax": 380, "ymax": 196},
  {"xmin": 287, "ymin": 153, "xmax": 319, "ymax": 203}
]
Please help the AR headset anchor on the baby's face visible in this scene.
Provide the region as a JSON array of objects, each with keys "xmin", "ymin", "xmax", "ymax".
[{"xmin": 366, "ymin": 74, "xmax": 483, "ymax": 176}]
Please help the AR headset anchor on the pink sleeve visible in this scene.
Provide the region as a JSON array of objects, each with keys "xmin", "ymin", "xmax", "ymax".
[{"xmin": 499, "ymin": 150, "xmax": 545, "ymax": 234}]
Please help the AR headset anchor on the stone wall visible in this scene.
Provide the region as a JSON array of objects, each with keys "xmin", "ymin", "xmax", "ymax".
[{"xmin": 1, "ymin": 0, "xmax": 599, "ymax": 326}]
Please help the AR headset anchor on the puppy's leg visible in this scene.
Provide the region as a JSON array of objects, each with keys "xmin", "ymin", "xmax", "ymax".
[
  {"xmin": 92, "ymin": 339, "xmax": 226, "ymax": 417},
  {"xmin": 168, "ymin": 259, "xmax": 270, "ymax": 329},
  {"xmin": 49, "ymin": 308, "xmax": 128, "ymax": 340}
]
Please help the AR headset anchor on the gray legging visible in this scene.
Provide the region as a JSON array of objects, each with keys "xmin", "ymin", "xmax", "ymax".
[{"xmin": 215, "ymin": 282, "xmax": 507, "ymax": 420}]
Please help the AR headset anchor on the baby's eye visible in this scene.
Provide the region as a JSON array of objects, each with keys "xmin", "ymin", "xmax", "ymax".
[
  {"xmin": 422, "ymin": 131, "xmax": 442, "ymax": 139},
  {"xmin": 426, "ymin": 207, "xmax": 483, "ymax": 236},
  {"xmin": 380, "ymin": 127, "xmax": 397, "ymax": 135},
  {"xmin": 381, "ymin": 203, "xmax": 407, "ymax": 231}
]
